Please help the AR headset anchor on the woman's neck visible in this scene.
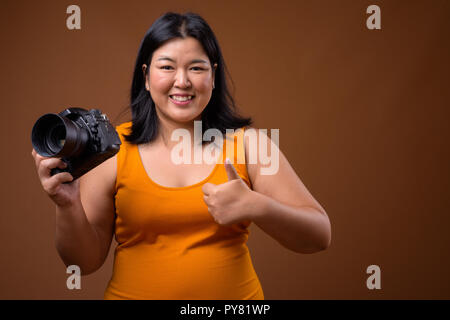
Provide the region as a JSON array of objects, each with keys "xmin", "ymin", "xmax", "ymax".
[{"xmin": 155, "ymin": 114, "xmax": 203, "ymax": 150}]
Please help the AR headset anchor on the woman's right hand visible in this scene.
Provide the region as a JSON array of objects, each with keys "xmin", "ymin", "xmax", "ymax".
[{"xmin": 31, "ymin": 148, "xmax": 80, "ymax": 208}]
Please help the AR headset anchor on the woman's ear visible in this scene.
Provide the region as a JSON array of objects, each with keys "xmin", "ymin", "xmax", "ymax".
[
  {"xmin": 212, "ymin": 63, "xmax": 217, "ymax": 89},
  {"xmin": 142, "ymin": 64, "xmax": 149, "ymax": 91}
]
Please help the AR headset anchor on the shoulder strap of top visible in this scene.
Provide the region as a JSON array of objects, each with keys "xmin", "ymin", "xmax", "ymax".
[
  {"xmin": 114, "ymin": 121, "xmax": 133, "ymax": 192},
  {"xmin": 223, "ymin": 127, "xmax": 252, "ymax": 189}
]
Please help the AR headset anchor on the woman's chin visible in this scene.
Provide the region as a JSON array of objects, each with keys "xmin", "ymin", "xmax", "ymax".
[
  {"xmin": 156, "ymin": 103, "xmax": 204, "ymax": 124},
  {"xmin": 169, "ymin": 110, "xmax": 202, "ymax": 123}
]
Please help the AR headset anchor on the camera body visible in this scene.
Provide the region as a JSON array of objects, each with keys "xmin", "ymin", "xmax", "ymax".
[{"xmin": 31, "ymin": 107, "xmax": 121, "ymax": 181}]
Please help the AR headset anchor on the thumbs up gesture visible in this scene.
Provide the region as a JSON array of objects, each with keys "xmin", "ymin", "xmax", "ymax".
[{"xmin": 202, "ymin": 158, "xmax": 254, "ymax": 226}]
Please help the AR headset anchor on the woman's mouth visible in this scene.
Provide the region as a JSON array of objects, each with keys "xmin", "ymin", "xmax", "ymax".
[{"xmin": 169, "ymin": 95, "xmax": 195, "ymax": 105}]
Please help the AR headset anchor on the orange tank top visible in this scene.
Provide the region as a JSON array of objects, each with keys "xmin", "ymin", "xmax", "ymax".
[{"xmin": 104, "ymin": 122, "xmax": 264, "ymax": 300}]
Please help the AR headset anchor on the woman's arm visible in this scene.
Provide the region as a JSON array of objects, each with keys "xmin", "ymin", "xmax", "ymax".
[
  {"xmin": 244, "ymin": 129, "xmax": 331, "ymax": 254},
  {"xmin": 54, "ymin": 156, "xmax": 116, "ymax": 274}
]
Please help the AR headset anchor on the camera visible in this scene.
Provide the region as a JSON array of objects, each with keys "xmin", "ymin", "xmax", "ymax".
[{"xmin": 31, "ymin": 107, "xmax": 121, "ymax": 181}]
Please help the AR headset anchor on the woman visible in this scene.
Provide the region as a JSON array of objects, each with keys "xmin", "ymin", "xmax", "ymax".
[{"xmin": 31, "ymin": 12, "xmax": 331, "ymax": 299}]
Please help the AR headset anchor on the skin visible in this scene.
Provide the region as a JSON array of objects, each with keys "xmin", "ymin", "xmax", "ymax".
[{"xmin": 31, "ymin": 36, "xmax": 331, "ymax": 275}]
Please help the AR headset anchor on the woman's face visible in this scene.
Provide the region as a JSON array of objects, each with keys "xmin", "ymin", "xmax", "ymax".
[{"xmin": 144, "ymin": 37, "xmax": 216, "ymax": 124}]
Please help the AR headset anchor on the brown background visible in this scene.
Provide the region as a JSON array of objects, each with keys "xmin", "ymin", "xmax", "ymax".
[{"xmin": 0, "ymin": 0, "xmax": 449, "ymax": 299}]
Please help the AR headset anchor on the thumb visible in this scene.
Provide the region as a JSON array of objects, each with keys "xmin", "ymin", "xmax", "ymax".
[{"xmin": 225, "ymin": 158, "xmax": 241, "ymax": 181}]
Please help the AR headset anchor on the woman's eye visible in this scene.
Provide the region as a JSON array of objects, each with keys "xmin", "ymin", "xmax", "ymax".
[{"xmin": 159, "ymin": 66, "xmax": 206, "ymax": 71}]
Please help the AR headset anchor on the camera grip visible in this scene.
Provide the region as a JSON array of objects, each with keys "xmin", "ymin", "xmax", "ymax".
[
  {"xmin": 50, "ymin": 167, "xmax": 67, "ymax": 175},
  {"xmin": 50, "ymin": 159, "xmax": 72, "ymax": 178}
]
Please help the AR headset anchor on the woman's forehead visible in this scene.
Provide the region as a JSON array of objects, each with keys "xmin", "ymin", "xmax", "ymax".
[{"xmin": 152, "ymin": 37, "xmax": 209, "ymax": 62}]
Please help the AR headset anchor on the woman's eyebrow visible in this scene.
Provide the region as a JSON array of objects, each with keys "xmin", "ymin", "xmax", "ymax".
[
  {"xmin": 156, "ymin": 56, "xmax": 175, "ymax": 62},
  {"xmin": 190, "ymin": 59, "xmax": 209, "ymax": 65},
  {"xmin": 156, "ymin": 56, "xmax": 209, "ymax": 65}
]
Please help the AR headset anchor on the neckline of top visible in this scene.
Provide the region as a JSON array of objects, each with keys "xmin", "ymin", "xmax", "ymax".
[{"xmin": 135, "ymin": 142, "xmax": 225, "ymax": 191}]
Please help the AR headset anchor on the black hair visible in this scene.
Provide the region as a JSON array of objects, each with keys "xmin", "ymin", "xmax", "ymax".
[{"xmin": 123, "ymin": 12, "xmax": 252, "ymax": 144}]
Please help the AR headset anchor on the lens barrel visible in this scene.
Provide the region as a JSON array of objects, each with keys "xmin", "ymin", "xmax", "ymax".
[{"xmin": 31, "ymin": 113, "xmax": 89, "ymax": 157}]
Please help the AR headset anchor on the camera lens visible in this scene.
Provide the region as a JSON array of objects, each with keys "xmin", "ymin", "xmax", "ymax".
[
  {"xmin": 46, "ymin": 124, "xmax": 66, "ymax": 154},
  {"xmin": 31, "ymin": 113, "xmax": 89, "ymax": 157}
]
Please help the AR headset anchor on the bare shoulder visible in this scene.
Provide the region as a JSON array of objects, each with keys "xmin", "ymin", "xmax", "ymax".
[
  {"xmin": 242, "ymin": 126, "xmax": 278, "ymax": 188},
  {"xmin": 243, "ymin": 126, "xmax": 326, "ymax": 213}
]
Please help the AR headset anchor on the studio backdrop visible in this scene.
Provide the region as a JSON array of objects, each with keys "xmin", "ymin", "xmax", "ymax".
[{"xmin": 0, "ymin": 0, "xmax": 449, "ymax": 299}]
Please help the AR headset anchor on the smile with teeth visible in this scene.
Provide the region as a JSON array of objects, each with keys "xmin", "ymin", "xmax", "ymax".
[{"xmin": 170, "ymin": 95, "xmax": 194, "ymax": 101}]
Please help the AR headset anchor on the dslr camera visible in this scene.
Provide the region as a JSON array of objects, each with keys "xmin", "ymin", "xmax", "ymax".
[{"xmin": 31, "ymin": 107, "xmax": 121, "ymax": 181}]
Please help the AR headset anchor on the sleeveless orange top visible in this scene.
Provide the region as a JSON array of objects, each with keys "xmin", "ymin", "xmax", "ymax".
[{"xmin": 104, "ymin": 122, "xmax": 264, "ymax": 300}]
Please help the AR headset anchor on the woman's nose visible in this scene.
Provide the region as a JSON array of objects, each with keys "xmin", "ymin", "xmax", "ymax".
[{"xmin": 174, "ymin": 69, "xmax": 191, "ymax": 88}]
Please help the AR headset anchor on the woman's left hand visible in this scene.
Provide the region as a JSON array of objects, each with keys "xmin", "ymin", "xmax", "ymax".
[{"xmin": 202, "ymin": 158, "xmax": 255, "ymax": 226}]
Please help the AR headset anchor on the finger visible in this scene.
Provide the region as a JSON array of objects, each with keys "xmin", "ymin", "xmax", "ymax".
[
  {"xmin": 53, "ymin": 172, "xmax": 74, "ymax": 184},
  {"xmin": 42, "ymin": 172, "xmax": 74, "ymax": 195},
  {"xmin": 38, "ymin": 158, "xmax": 67, "ymax": 178},
  {"xmin": 50, "ymin": 172, "xmax": 74, "ymax": 186},
  {"xmin": 202, "ymin": 182, "xmax": 215, "ymax": 196},
  {"xmin": 32, "ymin": 148, "xmax": 44, "ymax": 167},
  {"xmin": 225, "ymin": 158, "xmax": 241, "ymax": 181},
  {"xmin": 203, "ymin": 194, "xmax": 210, "ymax": 205},
  {"xmin": 32, "ymin": 148, "xmax": 51, "ymax": 169}
]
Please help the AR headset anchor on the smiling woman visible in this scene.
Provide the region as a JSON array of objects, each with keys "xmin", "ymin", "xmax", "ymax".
[
  {"xmin": 102, "ymin": 12, "xmax": 267, "ymax": 300},
  {"xmin": 30, "ymin": 11, "xmax": 330, "ymax": 301},
  {"xmin": 124, "ymin": 12, "xmax": 251, "ymax": 145},
  {"xmin": 142, "ymin": 37, "xmax": 216, "ymax": 124}
]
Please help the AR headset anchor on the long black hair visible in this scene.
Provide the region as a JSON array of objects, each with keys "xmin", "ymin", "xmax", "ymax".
[{"xmin": 124, "ymin": 12, "xmax": 252, "ymax": 144}]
